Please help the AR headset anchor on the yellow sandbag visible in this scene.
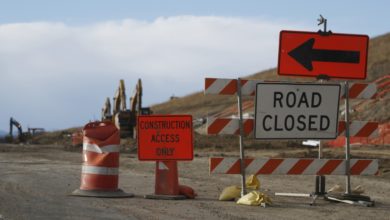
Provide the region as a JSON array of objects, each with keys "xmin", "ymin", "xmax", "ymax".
[
  {"xmin": 246, "ymin": 175, "xmax": 260, "ymax": 190},
  {"xmin": 327, "ymin": 184, "xmax": 344, "ymax": 193},
  {"xmin": 352, "ymin": 185, "xmax": 365, "ymax": 195},
  {"xmin": 328, "ymin": 184, "xmax": 365, "ymax": 195},
  {"xmin": 219, "ymin": 185, "xmax": 241, "ymax": 201},
  {"xmin": 236, "ymin": 191, "xmax": 272, "ymax": 206}
]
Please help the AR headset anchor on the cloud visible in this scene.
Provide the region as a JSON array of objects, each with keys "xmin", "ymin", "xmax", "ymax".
[{"xmin": 0, "ymin": 16, "xmax": 308, "ymax": 130}]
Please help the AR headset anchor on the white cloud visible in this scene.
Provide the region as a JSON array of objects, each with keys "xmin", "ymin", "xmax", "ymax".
[{"xmin": 0, "ymin": 16, "xmax": 308, "ymax": 131}]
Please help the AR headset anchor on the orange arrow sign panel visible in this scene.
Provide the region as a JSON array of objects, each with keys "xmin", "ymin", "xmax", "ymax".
[{"xmin": 278, "ymin": 30, "xmax": 369, "ymax": 79}]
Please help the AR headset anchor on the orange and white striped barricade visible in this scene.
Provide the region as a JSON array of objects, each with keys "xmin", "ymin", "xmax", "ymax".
[
  {"xmin": 207, "ymin": 117, "xmax": 379, "ymax": 138},
  {"xmin": 204, "ymin": 77, "xmax": 380, "ymax": 203},
  {"xmin": 210, "ymin": 157, "xmax": 379, "ymax": 204},
  {"xmin": 210, "ymin": 158, "xmax": 378, "ymax": 176},
  {"xmin": 205, "ymin": 77, "xmax": 378, "ymax": 99},
  {"xmin": 72, "ymin": 121, "xmax": 133, "ymax": 198}
]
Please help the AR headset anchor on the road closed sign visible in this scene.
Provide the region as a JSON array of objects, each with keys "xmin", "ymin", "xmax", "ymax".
[
  {"xmin": 138, "ymin": 115, "xmax": 193, "ymax": 161},
  {"xmin": 255, "ymin": 83, "xmax": 340, "ymax": 139}
]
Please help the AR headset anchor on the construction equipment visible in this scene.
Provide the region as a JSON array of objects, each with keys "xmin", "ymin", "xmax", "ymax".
[
  {"xmin": 104, "ymin": 79, "xmax": 152, "ymax": 138},
  {"xmin": 113, "ymin": 79, "xmax": 127, "ymax": 115},
  {"xmin": 7, "ymin": 117, "xmax": 45, "ymax": 143},
  {"xmin": 112, "ymin": 79, "xmax": 133, "ymax": 138},
  {"xmin": 133, "ymin": 79, "xmax": 152, "ymax": 114},
  {"xmin": 130, "ymin": 79, "xmax": 142, "ymax": 115},
  {"xmin": 101, "ymin": 97, "xmax": 112, "ymax": 121},
  {"xmin": 9, "ymin": 117, "xmax": 25, "ymax": 142},
  {"xmin": 27, "ymin": 128, "xmax": 45, "ymax": 136}
]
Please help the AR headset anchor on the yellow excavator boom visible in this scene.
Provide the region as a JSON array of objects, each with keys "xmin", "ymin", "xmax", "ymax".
[
  {"xmin": 101, "ymin": 97, "xmax": 112, "ymax": 121},
  {"xmin": 113, "ymin": 79, "xmax": 127, "ymax": 115}
]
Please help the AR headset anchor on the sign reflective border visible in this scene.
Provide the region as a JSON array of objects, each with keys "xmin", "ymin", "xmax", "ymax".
[
  {"xmin": 138, "ymin": 115, "xmax": 193, "ymax": 161},
  {"xmin": 255, "ymin": 83, "xmax": 340, "ymax": 139},
  {"xmin": 278, "ymin": 30, "xmax": 369, "ymax": 79}
]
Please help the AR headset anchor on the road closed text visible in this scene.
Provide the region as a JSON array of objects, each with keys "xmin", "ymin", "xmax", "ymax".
[
  {"xmin": 255, "ymin": 83, "xmax": 340, "ymax": 139},
  {"xmin": 262, "ymin": 92, "xmax": 330, "ymax": 131}
]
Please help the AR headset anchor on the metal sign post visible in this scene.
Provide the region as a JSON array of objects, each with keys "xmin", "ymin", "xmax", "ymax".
[
  {"xmin": 315, "ymin": 76, "xmax": 328, "ymax": 198},
  {"xmin": 344, "ymin": 81, "xmax": 352, "ymax": 194},
  {"xmin": 237, "ymin": 78, "xmax": 247, "ymax": 197}
]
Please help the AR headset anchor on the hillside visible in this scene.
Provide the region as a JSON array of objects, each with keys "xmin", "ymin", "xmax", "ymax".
[{"xmin": 152, "ymin": 32, "xmax": 390, "ymax": 123}]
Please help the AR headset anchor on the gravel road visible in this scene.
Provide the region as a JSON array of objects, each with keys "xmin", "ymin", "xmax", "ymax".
[{"xmin": 0, "ymin": 144, "xmax": 389, "ymax": 220}]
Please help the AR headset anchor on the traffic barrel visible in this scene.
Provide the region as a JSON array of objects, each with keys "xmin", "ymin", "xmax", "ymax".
[{"xmin": 71, "ymin": 121, "xmax": 133, "ymax": 198}]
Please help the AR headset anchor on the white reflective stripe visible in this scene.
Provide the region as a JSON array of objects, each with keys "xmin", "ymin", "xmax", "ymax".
[
  {"xmin": 212, "ymin": 158, "xmax": 238, "ymax": 174},
  {"xmin": 302, "ymin": 159, "xmax": 327, "ymax": 175},
  {"xmin": 158, "ymin": 162, "xmax": 169, "ymax": 170},
  {"xmin": 359, "ymin": 83, "xmax": 377, "ymax": 99},
  {"xmin": 273, "ymin": 158, "xmax": 299, "ymax": 175},
  {"xmin": 205, "ymin": 78, "xmax": 232, "ymax": 95},
  {"xmin": 246, "ymin": 159, "xmax": 267, "ymax": 174},
  {"xmin": 241, "ymin": 80, "xmax": 261, "ymax": 96},
  {"xmin": 331, "ymin": 160, "xmax": 346, "ymax": 175},
  {"xmin": 220, "ymin": 119, "xmax": 239, "ymax": 134},
  {"xmin": 357, "ymin": 159, "xmax": 378, "ymax": 175},
  {"xmin": 205, "ymin": 78, "xmax": 263, "ymax": 96},
  {"xmin": 341, "ymin": 83, "xmax": 377, "ymax": 99},
  {"xmin": 349, "ymin": 121, "xmax": 365, "ymax": 136},
  {"xmin": 368, "ymin": 129, "xmax": 379, "ymax": 138},
  {"xmin": 82, "ymin": 165, "xmax": 119, "ymax": 175},
  {"xmin": 83, "ymin": 143, "xmax": 119, "ymax": 154}
]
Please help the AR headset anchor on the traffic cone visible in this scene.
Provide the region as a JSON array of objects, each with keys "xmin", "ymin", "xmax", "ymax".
[
  {"xmin": 71, "ymin": 121, "xmax": 133, "ymax": 198},
  {"xmin": 145, "ymin": 161, "xmax": 186, "ymax": 200}
]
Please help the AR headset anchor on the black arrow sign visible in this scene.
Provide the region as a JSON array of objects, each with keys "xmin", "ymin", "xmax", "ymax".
[{"xmin": 288, "ymin": 38, "xmax": 360, "ymax": 71}]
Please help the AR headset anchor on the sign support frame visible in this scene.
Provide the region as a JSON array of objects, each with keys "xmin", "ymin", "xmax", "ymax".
[
  {"xmin": 276, "ymin": 15, "xmax": 374, "ymax": 206},
  {"xmin": 325, "ymin": 80, "xmax": 374, "ymax": 206},
  {"xmin": 314, "ymin": 76, "xmax": 328, "ymax": 199},
  {"xmin": 344, "ymin": 81, "xmax": 352, "ymax": 194},
  {"xmin": 237, "ymin": 78, "xmax": 247, "ymax": 197}
]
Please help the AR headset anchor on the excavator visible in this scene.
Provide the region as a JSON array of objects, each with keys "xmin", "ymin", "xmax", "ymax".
[
  {"xmin": 7, "ymin": 117, "xmax": 45, "ymax": 143},
  {"xmin": 101, "ymin": 97, "xmax": 112, "ymax": 121},
  {"xmin": 9, "ymin": 117, "xmax": 25, "ymax": 142},
  {"xmin": 102, "ymin": 79, "xmax": 152, "ymax": 138}
]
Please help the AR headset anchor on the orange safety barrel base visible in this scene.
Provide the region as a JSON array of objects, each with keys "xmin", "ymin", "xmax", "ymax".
[
  {"xmin": 71, "ymin": 121, "xmax": 134, "ymax": 198},
  {"xmin": 71, "ymin": 189, "xmax": 134, "ymax": 198},
  {"xmin": 145, "ymin": 161, "xmax": 186, "ymax": 200}
]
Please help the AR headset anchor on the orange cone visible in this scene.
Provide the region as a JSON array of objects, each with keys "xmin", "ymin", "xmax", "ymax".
[
  {"xmin": 71, "ymin": 121, "xmax": 133, "ymax": 198},
  {"xmin": 145, "ymin": 161, "xmax": 186, "ymax": 200}
]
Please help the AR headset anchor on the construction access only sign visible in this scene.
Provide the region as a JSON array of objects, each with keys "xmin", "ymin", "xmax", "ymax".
[
  {"xmin": 255, "ymin": 83, "xmax": 340, "ymax": 139},
  {"xmin": 278, "ymin": 30, "xmax": 369, "ymax": 79},
  {"xmin": 138, "ymin": 115, "xmax": 193, "ymax": 161}
]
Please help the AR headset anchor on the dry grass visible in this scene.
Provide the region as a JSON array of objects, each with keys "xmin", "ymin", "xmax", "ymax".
[{"xmin": 30, "ymin": 127, "xmax": 81, "ymax": 146}]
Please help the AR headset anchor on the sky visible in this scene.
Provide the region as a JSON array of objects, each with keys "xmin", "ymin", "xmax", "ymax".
[{"xmin": 0, "ymin": 0, "xmax": 389, "ymax": 132}]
